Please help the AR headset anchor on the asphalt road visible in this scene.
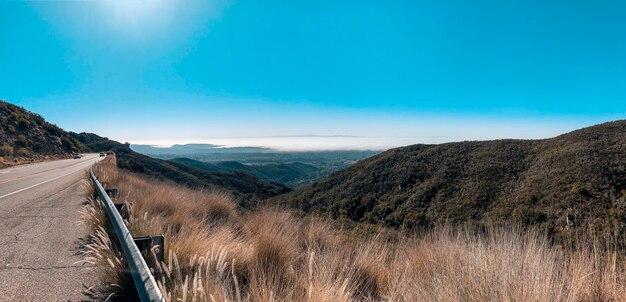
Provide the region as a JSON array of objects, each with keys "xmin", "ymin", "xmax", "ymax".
[{"xmin": 0, "ymin": 154, "xmax": 103, "ymax": 301}]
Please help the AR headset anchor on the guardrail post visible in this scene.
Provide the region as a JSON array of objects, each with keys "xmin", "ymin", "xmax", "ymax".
[
  {"xmin": 105, "ymin": 188, "xmax": 118, "ymax": 199},
  {"xmin": 114, "ymin": 202, "xmax": 131, "ymax": 220},
  {"xmin": 134, "ymin": 235, "xmax": 165, "ymax": 278},
  {"xmin": 134, "ymin": 235, "xmax": 165, "ymax": 264}
]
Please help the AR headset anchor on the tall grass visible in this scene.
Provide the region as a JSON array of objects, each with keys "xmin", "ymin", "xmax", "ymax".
[{"xmin": 86, "ymin": 156, "xmax": 626, "ymax": 302}]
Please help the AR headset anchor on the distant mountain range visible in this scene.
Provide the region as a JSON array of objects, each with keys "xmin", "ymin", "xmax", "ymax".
[
  {"xmin": 132, "ymin": 144, "xmax": 273, "ymax": 155},
  {"xmin": 271, "ymin": 120, "xmax": 626, "ymax": 239}
]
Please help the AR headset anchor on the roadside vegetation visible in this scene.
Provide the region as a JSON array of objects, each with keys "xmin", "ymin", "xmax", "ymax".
[
  {"xmin": 0, "ymin": 100, "xmax": 83, "ymax": 167},
  {"xmin": 84, "ymin": 155, "xmax": 626, "ymax": 302}
]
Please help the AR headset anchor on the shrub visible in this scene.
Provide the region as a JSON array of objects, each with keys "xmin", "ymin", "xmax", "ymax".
[
  {"xmin": 513, "ymin": 206, "xmax": 547, "ymax": 225},
  {"xmin": 15, "ymin": 134, "xmax": 29, "ymax": 147},
  {"xmin": 17, "ymin": 117, "xmax": 31, "ymax": 129},
  {"xmin": 401, "ymin": 210, "xmax": 430, "ymax": 230},
  {"xmin": 61, "ymin": 136, "xmax": 78, "ymax": 152},
  {"xmin": 43, "ymin": 123, "xmax": 63, "ymax": 136},
  {"xmin": 32, "ymin": 114, "xmax": 44, "ymax": 125},
  {"xmin": 571, "ymin": 182, "xmax": 590, "ymax": 196},
  {"xmin": 0, "ymin": 145, "xmax": 13, "ymax": 156},
  {"xmin": 16, "ymin": 148, "xmax": 29, "ymax": 156}
]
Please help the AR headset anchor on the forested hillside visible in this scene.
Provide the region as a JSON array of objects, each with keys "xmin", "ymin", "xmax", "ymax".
[{"xmin": 272, "ymin": 120, "xmax": 626, "ymax": 240}]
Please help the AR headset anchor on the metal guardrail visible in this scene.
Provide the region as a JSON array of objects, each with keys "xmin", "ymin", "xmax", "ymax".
[{"xmin": 90, "ymin": 171, "xmax": 165, "ymax": 302}]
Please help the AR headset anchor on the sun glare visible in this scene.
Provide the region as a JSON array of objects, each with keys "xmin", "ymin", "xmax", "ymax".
[
  {"xmin": 109, "ymin": 0, "xmax": 162, "ymax": 17},
  {"xmin": 102, "ymin": 0, "xmax": 175, "ymax": 34}
]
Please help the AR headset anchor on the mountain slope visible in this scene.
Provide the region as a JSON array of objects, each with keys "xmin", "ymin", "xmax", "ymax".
[
  {"xmin": 271, "ymin": 121, "xmax": 626, "ymax": 237},
  {"xmin": 0, "ymin": 100, "xmax": 83, "ymax": 166},
  {"xmin": 171, "ymin": 157, "xmax": 321, "ymax": 188}
]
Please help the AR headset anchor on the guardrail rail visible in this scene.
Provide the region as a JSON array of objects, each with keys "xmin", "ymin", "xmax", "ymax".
[{"xmin": 90, "ymin": 171, "xmax": 165, "ymax": 302}]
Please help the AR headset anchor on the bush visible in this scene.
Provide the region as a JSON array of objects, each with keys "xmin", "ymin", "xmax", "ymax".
[
  {"xmin": 571, "ymin": 182, "xmax": 590, "ymax": 196},
  {"xmin": 17, "ymin": 117, "xmax": 30, "ymax": 129},
  {"xmin": 61, "ymin": 136, "xmax": 78, "ymax": 152},
  {"xmin": 513, "ymin": 206, "xmax": 547, "ymax": 226},
  {"xmin": 16, "ymin": 147, "xmax": 29, "ymax": 156},
  {"xmin": 15, "ymin": 134, "xmax": 29, "ymax": 147},
  {"xmin": 43, "ymin": 123, "xmax": 63, "ymax": 136},
  {"xmin": 401, "ymin": 210, "xmax": 430, "ymax": 230},
  {"xmin": 32, "ymin": 114, "xmax": 44, "ymax": 125},
  {"xmin": 0, "ymin": 145, "xmax": 13, "ymax": 156}
]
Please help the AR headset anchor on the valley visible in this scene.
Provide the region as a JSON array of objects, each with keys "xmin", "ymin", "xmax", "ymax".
[{"xmin": 132, "ymin": 144, "xmax": 379, "ymax": 188}]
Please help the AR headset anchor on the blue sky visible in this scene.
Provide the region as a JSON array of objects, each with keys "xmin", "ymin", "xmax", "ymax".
[{"xmin": 1, "ymin": 0, "xmax": 625, "ymax": 150}]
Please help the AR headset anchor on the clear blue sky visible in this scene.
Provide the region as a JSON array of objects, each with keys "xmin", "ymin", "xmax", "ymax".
[{"xmin": 1, "ymin": 0, "xmax": 625, "ymax": 150}]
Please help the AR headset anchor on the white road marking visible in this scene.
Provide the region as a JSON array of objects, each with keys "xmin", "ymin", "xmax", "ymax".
[
  {"xmin": 1, "ymin": 170, "xmax": 10, "ymax": 174},
  {"xmin": 0, "ymin": 161, "xmax": 94, "ymax": 199}
]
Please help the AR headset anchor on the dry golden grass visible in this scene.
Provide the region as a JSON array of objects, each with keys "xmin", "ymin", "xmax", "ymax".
[
  {"xmin": 86, "ymin": 155, "xmax": 626, "ymax": 302},
  {"xmin": 77, "ymin": 193, "xmax": 129, "ymax": 300}
]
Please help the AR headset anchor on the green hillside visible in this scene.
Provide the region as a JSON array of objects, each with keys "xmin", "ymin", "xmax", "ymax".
[
  {"xmin": 271, "ymin": 120, "xmax": 626, "ymax": 240},
  {"xmin": 171, "ymin": 157, "xmax": 321, "ymax": 188}
]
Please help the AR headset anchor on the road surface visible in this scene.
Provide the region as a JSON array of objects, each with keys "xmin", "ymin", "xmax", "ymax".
[{"xmin": 0, "ymin": 154, "xmax": 103, "ymax": 301}]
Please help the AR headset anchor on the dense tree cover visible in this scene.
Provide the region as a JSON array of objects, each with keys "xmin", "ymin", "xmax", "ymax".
[{"xmin": 271, "ymin": 121, "xmax": 626, "ymax": 241}]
